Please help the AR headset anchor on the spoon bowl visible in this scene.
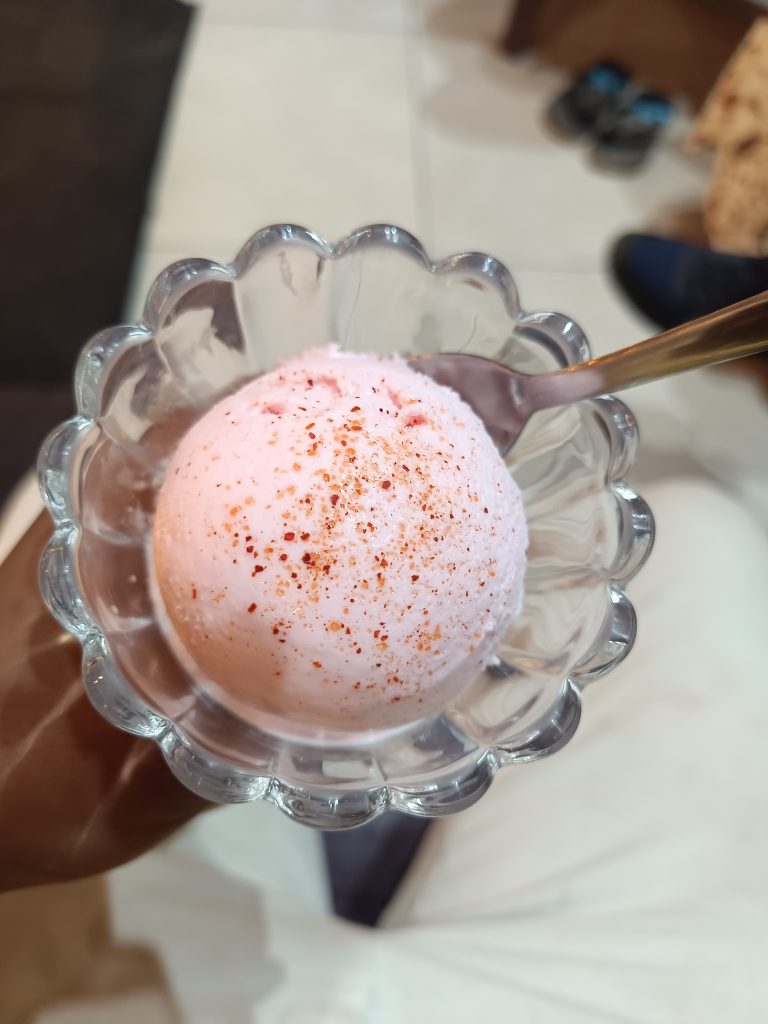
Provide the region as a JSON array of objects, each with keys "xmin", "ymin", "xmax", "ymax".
[{"xmin": 412, "ymin": 288, "xmax": 768, "ymax": 452}]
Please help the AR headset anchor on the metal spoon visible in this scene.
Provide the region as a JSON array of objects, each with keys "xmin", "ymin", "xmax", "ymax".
[{"xmin": 411, "ymin": 289, "xmax": 768, "ymax": 451}]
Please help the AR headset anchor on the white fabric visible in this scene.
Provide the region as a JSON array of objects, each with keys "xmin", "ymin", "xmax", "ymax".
[
  {"xmin": 379, "ymin": 480, "xmax": 768, "ymax": 1021},
  {"xmin": 49, "ymin": 478, "xmax": 765, "ymax": 1022}
]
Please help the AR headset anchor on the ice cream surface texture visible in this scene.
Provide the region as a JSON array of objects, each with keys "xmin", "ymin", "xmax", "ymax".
[{"xmin": 151, "ymin": 347, "xmax": 527, "ymax": 730}]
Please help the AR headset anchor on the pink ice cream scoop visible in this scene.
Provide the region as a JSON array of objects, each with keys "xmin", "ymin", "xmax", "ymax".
[{"xmin": 151, "ymin": 347, "xmax": 527, "ymax": 731}]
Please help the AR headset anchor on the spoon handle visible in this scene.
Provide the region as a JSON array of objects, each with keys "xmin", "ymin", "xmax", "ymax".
[{"xmin": 524, "ymin": 288, "xmax": 768, "ymax": 412}]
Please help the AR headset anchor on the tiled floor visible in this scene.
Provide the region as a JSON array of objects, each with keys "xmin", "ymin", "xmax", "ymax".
[
  {"xmin": 135, "ymin": 0, "xmax": 704, "ymax": 323},
  {"xmin": 133, "ymin": 0, "xmax": 709, "ymax": 369},
  {"xmin": 128, "ymin": 0, "xmax": 767, "ymax": 527},
  {"xmin": 3, "ymin": 3, "xmax": 764, "ymax": 623}
]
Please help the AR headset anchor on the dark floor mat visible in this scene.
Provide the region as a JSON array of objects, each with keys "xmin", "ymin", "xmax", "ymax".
[
  {"xmin": 0, "ymin": 385, "xmax": 73, "ymax": 502},
  {"xmin": 0, "ymin": 0, "xmax": 193, "ymax": 386},
  {"xmin": 323, "ymin": 813, "xmax": 431, "ymax": 926},
  {"xmin": 0, "ymin": 0, "xmax": 192, "ymax": 503}
]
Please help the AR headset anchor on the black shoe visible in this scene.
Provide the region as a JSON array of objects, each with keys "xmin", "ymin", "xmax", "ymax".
[
  {"xmin": 593, "ymin": 91, "xmax": 671, "ymax": 170},
  {"xmin": 611, "ymin": 233, "xmax": 768, "ymax": 330},
  {"xmin": 547, "ymin": 61, "xmax": 631, "ymax": 138}
]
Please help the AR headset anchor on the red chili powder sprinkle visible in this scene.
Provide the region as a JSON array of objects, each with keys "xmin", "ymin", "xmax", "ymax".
[
  {"xmin": 247, "ymin": 603, "xmax": 256, "ymax": 614},
  {"xmin": 330, "ymin": 494, "xmax": 340, "ymax": 507},
  {"xmin": 284, "ymin": 532, "xmax": 295, "ymax": 541},
  {"xmin": 381, "ymin": 480, "xmax": 391, "ymax": 490},
  {"xmin": 411, "ymin": 574, "xmax": 420, "ymax": 582}
]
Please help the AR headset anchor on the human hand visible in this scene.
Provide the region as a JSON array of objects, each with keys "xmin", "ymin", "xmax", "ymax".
[{"xmin": 0, "ymin": 514, "xmax": 209, "ymax": 893}]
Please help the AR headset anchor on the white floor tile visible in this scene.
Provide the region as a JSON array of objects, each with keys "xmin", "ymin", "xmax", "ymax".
[
  {"xmin": 142, "ymin": 21, "xmax": 417, "ymax": 258},
  {"xmin": 192, "ymin": 0, "xmax": 512, "ymax": 38},
  {"xmin": 408, "ymin": 38, "xmax": 708, "ymax": 272},
  {"xmin": 189, "ymin": 0, "xmax": 407, "ymax": 33}
]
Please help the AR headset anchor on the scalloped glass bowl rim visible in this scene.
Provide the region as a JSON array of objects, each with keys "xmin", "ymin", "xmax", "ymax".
[{"xmin": 37, "ymin": 223, "xmax": 654, "ymax": 828}]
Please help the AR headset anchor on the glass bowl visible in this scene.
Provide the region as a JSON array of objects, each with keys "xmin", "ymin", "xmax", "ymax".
[{"xmin": 38, "ymin": 224, "xmax": 653, "ymax": 828}]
